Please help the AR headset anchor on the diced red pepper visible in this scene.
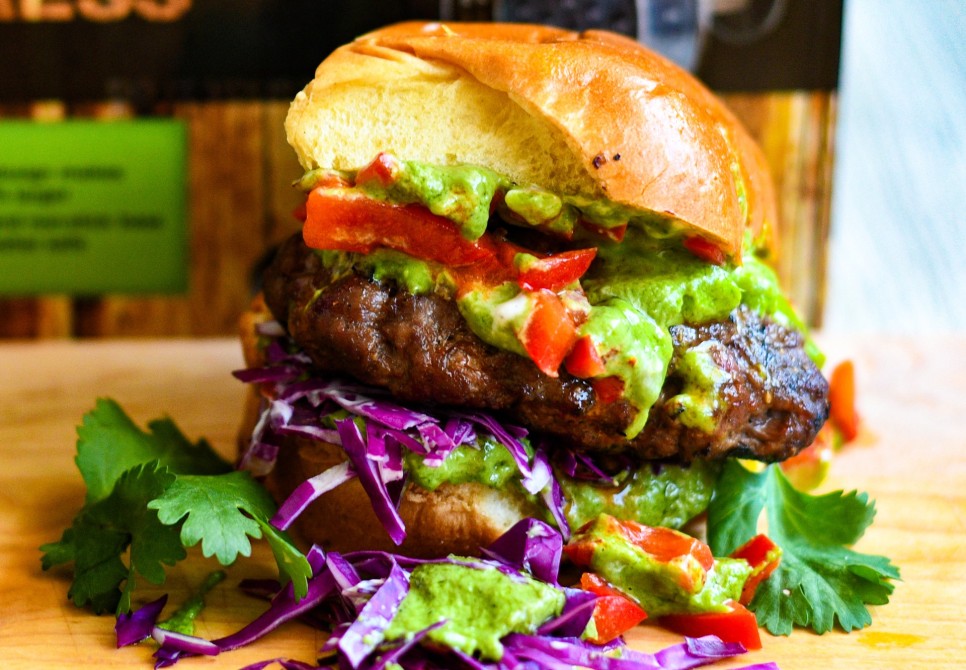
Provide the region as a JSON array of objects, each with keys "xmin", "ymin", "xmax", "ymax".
[
  {"xmin": 565, "ymin": 516, "xmax": 714, "ymax": 593},
  {"xmin": 579, "ymin": 573, "xmax": 647, "ymax": 644},
  {"xmin": 303, "ymin": 187, "xmax": 499, "ymax": 268},
  {"xmin": 519, "ymin": 290, "xmax": 579, "ymax": 378},
  {"xmin": 302, "ymin": 182, "xmax": 599, "ymax": 378},
  {"xmin": 591, "ymin": 376, "xmax": 625, "ymax": 404},
  {"xmin": 729, "ymin": 534, "xmax": 782, "ymax": 606},
  {"xmin": 659, "ymin": 601, "xmax": 762, "ymax": 650},
  {"xmin": 564, "ymin": 335, "xmax": 606, "ymax": 378},
  {"xmin": 518, "ymin": 248, "xmax": 597, "ymax": 292},
  {"xmin": 829, "ymin": 359, "xmax": 859, "ymax": 442},
  {"xmin": 683, "ymin": 235, "xmax": 727, "ymax": 266},
  {"xmin": 355, "ymin": 152, "xmax": 399, "ymax": 186}
]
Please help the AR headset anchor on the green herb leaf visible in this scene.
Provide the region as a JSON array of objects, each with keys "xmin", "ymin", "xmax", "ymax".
[
  {"xmin": 255, "ymin": 516, "xmax": 313, "ymax": 601},
  {"xmin": 149, "ymin": 472, "xmax": 274, "ymax": 563},
  {"xmin": 708, "ymin": 461, "xmax": 899, "ymax": 635},
  {"xmin": 41, "ymin": 461, "xmax": 185, "ymax": 614},
  {"xmin": 158, "ymin": 570, "xmax": 226, "ymax": 635},
  {"xmin": 148, "ymin": 472, "xmax": 312, "ymax": 600},
  {"xmin": 75, "ymin": 398, "xmax": 231, "ymax": 504},
  {"xmin": 42, "ymin": 399, "xmax": 311, "ymax": 613}
]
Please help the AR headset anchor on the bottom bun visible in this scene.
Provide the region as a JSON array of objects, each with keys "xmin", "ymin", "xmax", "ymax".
[
  {"xmin": 238, "ymin": 296, "xmax": 540, "ymax": 556},
  {"xmin": 262, "ymin": 435, "xmax": 540, "ymax": 557}
]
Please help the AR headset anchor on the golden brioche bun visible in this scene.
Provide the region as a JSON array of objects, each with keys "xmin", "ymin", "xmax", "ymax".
[
  {"xmin": 237, "ymin": 296, "xmax": 539, "ymax": 556},
  {"xmin": 285, "ymin": 21, "xmax": 776, "ymax": 256}
]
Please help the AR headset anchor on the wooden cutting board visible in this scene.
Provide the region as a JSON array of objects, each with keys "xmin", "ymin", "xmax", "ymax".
[{"xmin": 1, "ymin": 336, "xmax": 963, "ymax": 669}]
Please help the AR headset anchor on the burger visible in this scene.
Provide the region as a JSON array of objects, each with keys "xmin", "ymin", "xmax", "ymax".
[{"xmin": 236, "ymin": 21, "xmax": 828, "ymax": 559}]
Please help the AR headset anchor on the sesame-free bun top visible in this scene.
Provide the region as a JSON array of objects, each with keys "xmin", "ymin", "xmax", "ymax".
[{"xmin": 285, "ymin": 21, "xmax": 776, "ymax": 256}]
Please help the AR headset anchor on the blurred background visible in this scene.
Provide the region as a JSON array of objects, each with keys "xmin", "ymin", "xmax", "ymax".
[
  {"xmin": 825, "ymin": 0, "xmax": 965, "ymax": 333},
  {"xmin": 0, "ymin": 0, "xmax": 963, "ymax": 336}
]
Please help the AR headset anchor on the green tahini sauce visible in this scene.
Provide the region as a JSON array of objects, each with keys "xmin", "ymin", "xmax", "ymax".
[
  {"xmin": 384, "ymin": 563, "xmax": 564, "ymax": 661},
  {"xmin": 304, "ymin": 158, "xmax": 810, "ymax": 437},
  {"xmin": 406, "ymin": 438, "xmax": 717, "ymax": 532},
  {"xmin": 573, "ymin": 515, "xmax": 752, "ymax": 617}
]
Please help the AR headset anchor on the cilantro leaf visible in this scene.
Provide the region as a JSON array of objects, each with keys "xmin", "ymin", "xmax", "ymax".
[
  {"xmin": 75, "ymin": 398, "xmax": 231, "ymax": 504},
  {"xmin": 41, "ymin": 462, "xmax": 185, "ymax": 614},
  {"xmin": 255, "ymin": 516, "xmax": 313, "ymax": 601},
  {"xmin": 708, "ymin": 461, "xmax": 899, "ymax": 635},
  {"xmin": 149, "ymin": 472, "xmax": 312, "ymax": 599},
  {"xmin": 44, "ymin": 399, "xmax": 312, "ymax": 614}
]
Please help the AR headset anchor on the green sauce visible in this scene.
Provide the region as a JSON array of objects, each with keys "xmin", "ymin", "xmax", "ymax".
[
  {"xmin": 573, "ymin": 515, "xmax": 751, "ymax": 617},
  {"xmin": 404, "ymin": 436, "xmax": 523, "ymax": 491},
  {"xmin": 385, "ymin": 563, "xmax": 564, "ymax": 661},
  {"xmin": 407, "ymin": 438, "xmax": 716, "ymax": 532},
  {"xmin": 560, "ymin": 460, "xmax": 720, "ymax": 530},
  {"xmin": 360, "ymin": 160, "xmax": 508, "ymax": 241},
  {"xmin": 304, "ymin": 158, "xmax": 803, "ymax": 436}
]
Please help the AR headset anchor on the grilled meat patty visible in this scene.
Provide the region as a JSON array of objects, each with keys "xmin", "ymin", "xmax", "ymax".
[{"xmin": 263, "ymin": 234, "xmax": 828, "ymax": 462}]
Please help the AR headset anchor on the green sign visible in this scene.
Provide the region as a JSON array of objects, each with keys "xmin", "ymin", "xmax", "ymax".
[{"xmin": 0, "ymin": 120, "xmax": 187, "ymax": 295}]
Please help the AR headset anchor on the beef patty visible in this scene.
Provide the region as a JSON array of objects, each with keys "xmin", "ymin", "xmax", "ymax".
[{"xmin": 263, "ymin": 234, "xmax": 828, "ymax": 462}]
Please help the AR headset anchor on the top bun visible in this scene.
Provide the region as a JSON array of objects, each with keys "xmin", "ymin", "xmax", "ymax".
[{"xmin": 285, "ymin": 21, "xmax": 775, "ymax": 257}]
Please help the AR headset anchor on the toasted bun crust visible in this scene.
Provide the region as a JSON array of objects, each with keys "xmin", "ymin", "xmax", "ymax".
[
  {"xmin": 285, "ymin": 21, "xmax": 776, "ymax": 256},
  {"xmin": 237, "ymin": 297, "xmax": 537, "ymax": 556}
]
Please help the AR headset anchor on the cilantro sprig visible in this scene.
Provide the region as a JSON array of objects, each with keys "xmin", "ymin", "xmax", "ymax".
[
  {"xmin": 41, "ymin": 399, "xmax": 311, "ymax": 615},
  {"xmin": 707, "ymin": 461, "xmax": 899, "ymax": 635}
]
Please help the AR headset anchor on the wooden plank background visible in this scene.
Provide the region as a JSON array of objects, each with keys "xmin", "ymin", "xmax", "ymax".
[{"xmin": 0, "ymin": 92, "xmax": 834, "ymax": 337}]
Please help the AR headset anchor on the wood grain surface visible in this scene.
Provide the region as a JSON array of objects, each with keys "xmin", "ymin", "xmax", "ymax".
[{"xmin": 0, "ymin": 336, "xmax": 963, "ymax": 669}]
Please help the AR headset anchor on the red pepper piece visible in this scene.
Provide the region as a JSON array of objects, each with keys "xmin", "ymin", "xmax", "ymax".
[
  {"xmin": 591, "ymin": 376, "xmax": 625, "ymax": 404},
  {"xmin": 564, "ymin": 335, "xmax": 606, "ymax": 378},
  {"xmin": 729, "ymin": 534, "xmax": 782, "ymax": 605},
  {"xmin": 683, "ymin": 235, "xmax": 727, "ymax": 266},
  {"xmin": 829, "ymin": 359, "xmax": 860, "ymax": 441},
  {"xmin": 660, "ymin": 600, "xmax": 762, "ymax": 650},
  {"xmin": 355, "ymin": 151, "xmax": 399, "ymax": 186},
  {"xmin": 580, "ymin": 573, "xmax": 647, "ymax": 644},
  {"xmin": 518, "ymin": 248, "xmax": 596, "ymax": 292},
  {"xmin": 519, "ymin": 290, "xmax": 579, "ymax": 378},
  {"xmin": 303, "ymin": 188, "xmax": 496, "ymax": 267}
]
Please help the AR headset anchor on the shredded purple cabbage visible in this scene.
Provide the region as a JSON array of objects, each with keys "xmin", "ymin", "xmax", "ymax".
[
  {"xmin": 481, "ymin": 518, "xmax": 562, "ymax": 585},
  {"xmin": 127, "ymin": 519, "xmax": 775, "ymax": 670},
  {"xmin": 151, "ymin": 628, "xmax": 220, "ymax": 657},
  {"xmin": 337, "ymin": 560, "xmax": 410, "ymax": 668},
  {"xmin": 234, "ymin": 336, "xmax": 571, "ymax": 544},
  {"xmin": 116, "ymin": 595, "xmax": 168, "ymax": 647}
]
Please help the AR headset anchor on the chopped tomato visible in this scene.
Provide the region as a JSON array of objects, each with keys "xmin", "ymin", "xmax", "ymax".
[
  {"xmin": 829, "ymin": 359, "xmax": 859, "ymax": 441},
  {"xmin": 729, "ymin": 534, "xmax": 782, "ymax": 606},
  {"xmin": 564, "ymin": 335, "xmax": 606, "ymax": 378},
  {"xmin": 580, "ymin": 573, "xmax": 647, "ymax": 644},
  {"xmin": 355, "ymin": 152, "xmax": 399, "ymax": 186},
  {"xmin": 659, "ymin": 601, "xmax": 761, "ymax": 650},
  {"xmin": 591, "ymin": 376, "xmax": 625, "ymax": 404},
  {"xmin": 565, "ymin": 516, "xmax": 714, "ymax": 593},
  {"xmin": 683, "ymin": 235, "xmax": 727, "ymax": 266},
  {"xmin": 518, "ymin": 248, "xmax": 597, "ymax": 292},
  {"xmin": 519, "ymin": 290, "xmax": 579, "ymax": 377}
]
